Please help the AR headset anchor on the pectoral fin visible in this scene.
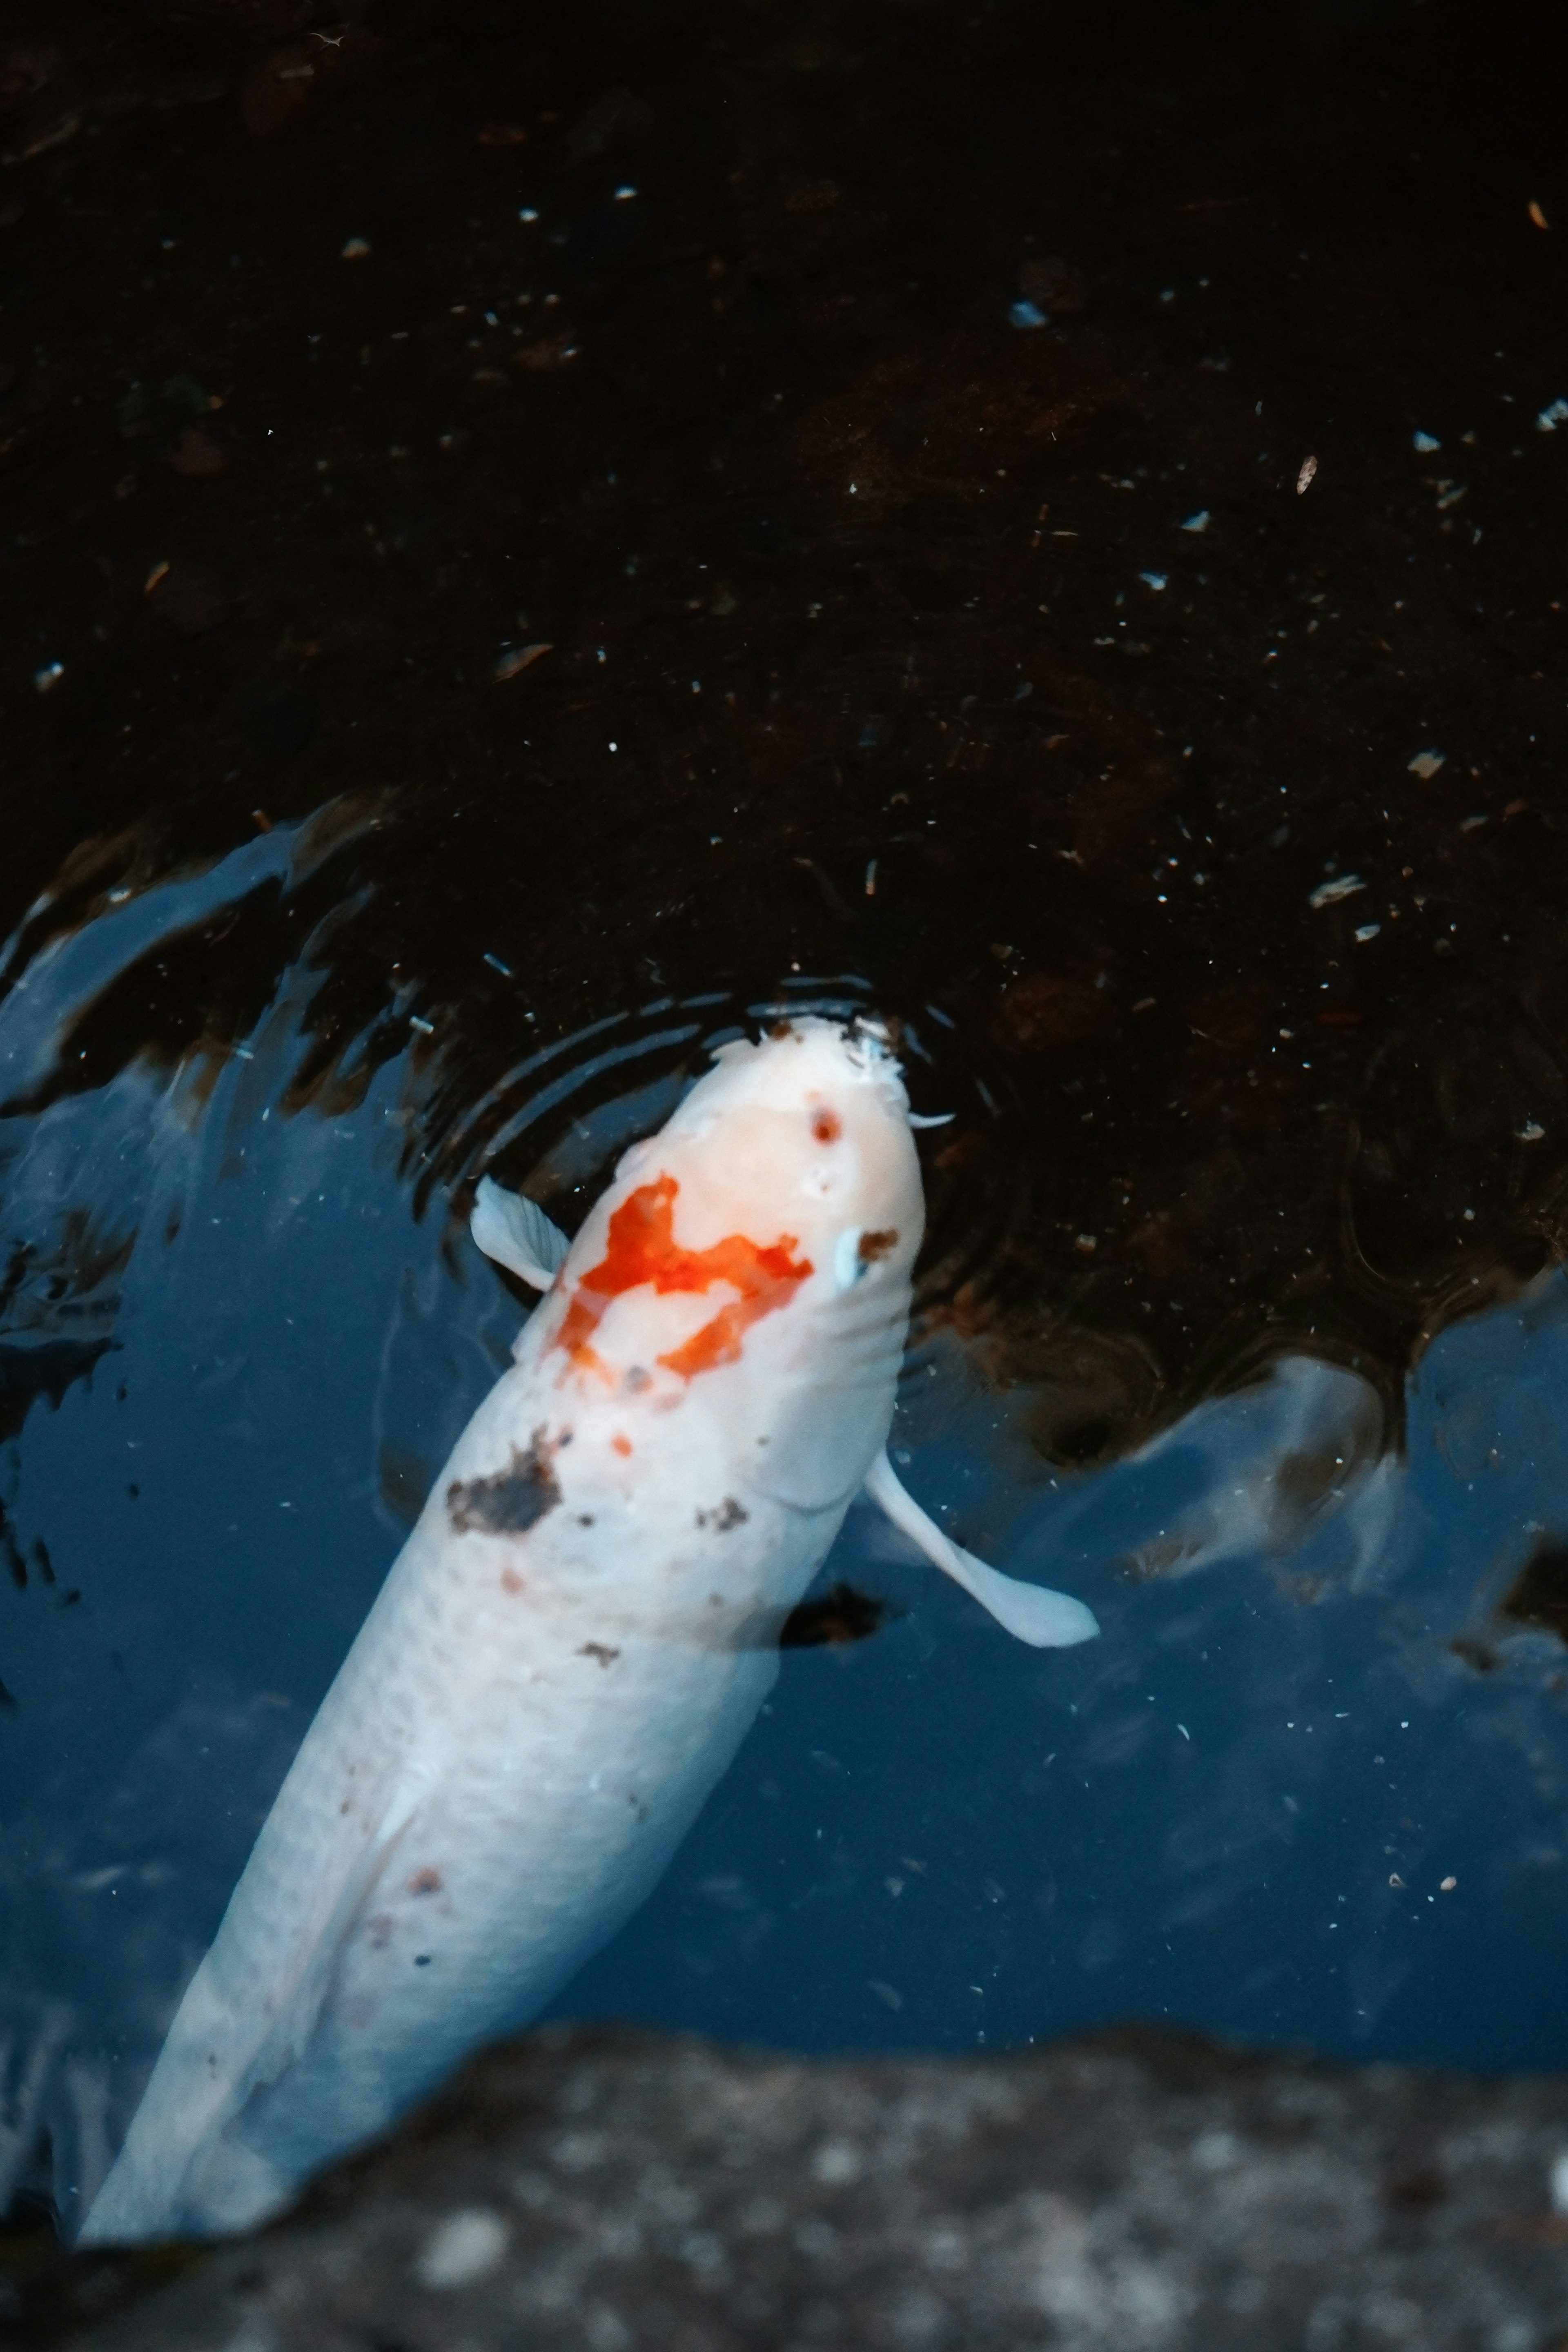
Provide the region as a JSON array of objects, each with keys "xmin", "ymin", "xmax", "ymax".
[
  {"xmin": 471, "ymin": 1176, "xmax": 571, "ymax": 1289},
  {"xmin": 864, "ymin": 1450, "xmax": 1099, "ymax": 1648}
]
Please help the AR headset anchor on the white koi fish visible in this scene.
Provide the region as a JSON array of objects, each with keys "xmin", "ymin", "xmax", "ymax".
[{"xmin": 81, "ymin": 1016, "xmax": 1096, "ymax": 2245}]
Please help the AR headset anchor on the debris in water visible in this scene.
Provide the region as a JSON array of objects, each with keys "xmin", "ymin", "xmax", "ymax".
[
  {"xmin": 1354, "ymin": 923, "xmax": 1381, "ymax": 942},
  {"xmin": 1441, "ymin": 1875, "xmax": 1458, "ymax": 1891},
  {"xmin": 1180, "ymin": 510, "xmax": 1210, "ymax": 532},
  {"xmin": 1296, "ymin": 454, "xmax": 1318, "ymax": 494},
  {"xmin": 1308, "ymin": 874, "xmax": 1365, "ymax": 909},
  {"xmin": 494, "ymin": 643, "xmax": 552, "ymax": 682},
  {"xmin": 1528, "ymin": 200, "xmax": 1550, "ymax": 229},
  {"xmin": 32, "ymin": 659, "xmax": 64, "ymax": 693},
  {"xmin": 1535, "ymin": 398, "xmax": 1568, "ymax": 433},
  {"xmin": 1139, "ymin": 571, "xmax": 1168, "ymax": 591},
  {"xmin": 1407, "ymin": 748, "xmax": 1446, "ymax": 780},
  {"xmin": 1412, "ymin": 430, "xmax": 1441, "ymax": 452},
  {"xmin": 341, "ymin": 236, "xmax": 372, "ymax": 261},
  {"xmin": 1009, "ymin": 299, "xmax": 1047, "ymax": 331},
  {"xmin": 516, "ymin": 330, "xmax": 579, "ymax": 370}
]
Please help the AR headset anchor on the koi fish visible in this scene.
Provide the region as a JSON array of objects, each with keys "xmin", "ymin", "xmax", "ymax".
[{"xmin": 80, "ymin": 1017, "xmax": 1096, "ymax": 2245}]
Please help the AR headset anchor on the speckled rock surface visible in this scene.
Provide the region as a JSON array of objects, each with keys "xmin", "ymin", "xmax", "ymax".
[{"xmin": 30, "ymin": 2025, "xmax": 1568, "ymax": 2351}]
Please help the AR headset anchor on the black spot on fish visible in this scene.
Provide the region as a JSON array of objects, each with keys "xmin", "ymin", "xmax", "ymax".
[
  {"xmin": 781, "ymin": 1582, "xmax": 891, "ymax": 1649},
  {"xmin": 408, "ymin": 1868, "xmax": 442, "ymax": 1896},
  {"xmin": 579, "ymin": 1642, "xmax": 620, "ymax": 1667},
  {"xmin": 414, "ymin": 1954, "xmax": 432, "ymax": 1967},
  {"xmin": 696, "ymin": 1496, "xmax": 748, "ymax": 1532},
  {"xmin": 578, "ymin": 1513, "xmax": 595, "ymax": 1526},
  {"xmin": 447, "ymin": 1427, "xmax": 561, "ymax": 1536},
  {"xmin": 1501, "ymin": 1539, "xmax": 1568, "ymax": 1643},
  {"xmin": 858, "ymin": 1227, "xmax": 899, "ymax": 1265}
]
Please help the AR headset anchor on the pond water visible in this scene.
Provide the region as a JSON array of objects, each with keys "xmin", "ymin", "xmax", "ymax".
[
  {"xmin": 3, "ymin": 0, "xmax": 1568, "ymax": 2253},
  {"xmin": 4, "ymin": 806, "xmax": 1568, "ymax": 2235}
]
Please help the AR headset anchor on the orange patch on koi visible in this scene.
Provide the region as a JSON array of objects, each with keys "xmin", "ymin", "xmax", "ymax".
[{"xmin": 555, "ymin": 1174, "xmax": 813, "ymax": 1381}]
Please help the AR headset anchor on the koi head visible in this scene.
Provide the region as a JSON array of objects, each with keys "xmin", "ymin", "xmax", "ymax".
[
  {"xmin": 546, "ymin": 1020, "xmax": 924, "ymax": 1479},
  {"xmin": 614, "ymin": 1016, "xmax": 924, "ymax": 1302}
]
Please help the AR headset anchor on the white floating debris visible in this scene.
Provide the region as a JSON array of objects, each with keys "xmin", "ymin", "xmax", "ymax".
[
  {"xmin": 415, "ymin": 2207, "xmax": 510, "ymax": 2290},
  {"xmin": 483, "ymin": 952, "xmax": 513, "ymax": 977},
  {"xmin": 1536, "ymin": 397, "xmax": 1568, "ymax": 432},
  {"xmin": 1180, "ymin": 509, "xmax": 1210, "ymax": 532},
  {"xmin": 1412, "ymin": 429, "xmax": 1441, "ymax": 452},
  {"xmin": 1354, "ymin": 922, "xmax": 1381, "ymax": 942},
  {"xmin": 1407, "ymin": 747, "xmax": 1446, "ymax": 780},
  {"xmin": 1440, "ymin": 1875, "xmax": 1458, "ymax": 1891},
  {"xmin": 1309, "ymin": 874, "xmax": 1365, "ymax": 909},
  {"xmin": 32, "ymin": 660, "xmax": 65, "ymax": 694},
  {"xmin": 1296, "ymin": 454, "xmax": 1318, "ymax": 495},
  {"xmin": 1008, "ymin": 298, "xmax": 1047, "ymax": 330},
  {"xmin": 1139, "ymin": 570, "xmax": 1168, "ymax": 591},
  {"xmin": 341, "ymin": 236, "xmax": 372, "ymax": 261},
  {"xmin": 613, "ymin": 184, "xmax": 638, "ymax": 201},
  {"xmin": 1551, "ymin": 2152, "xmax": 1568, "ymax": 2218},
  {"xmin": 410, "ymin": 1015, "xmax": 435, "ymax": 1035},
  {"xmin": 519, "ymin": 206, "xmax": 539, "ymax": 223},
  {"xmin": 1518, "ymin": 1121, "xmax": 1546, "ymax": 1143},
  {"xmin": 494, "ymin": 641, "xmax": 552, "ymax": 682},
  {"xmin": 867, "ymin": 1980, "xmax": 904, "ymax": 2012}
]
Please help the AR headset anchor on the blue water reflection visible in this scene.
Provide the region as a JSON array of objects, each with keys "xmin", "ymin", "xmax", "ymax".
[{"xmin": 2, "ymin": 817, "xmax": 1566, "ymax": 2231}]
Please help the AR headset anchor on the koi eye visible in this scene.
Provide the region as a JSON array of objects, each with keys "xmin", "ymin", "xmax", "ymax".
[
  {"xmin": 811, "ymin": 1109, "xmax": 842, "ymax": 1145},
  {"xmin": 833, "ymin": 1229, "xmax": 867, "ymax": 1290}
]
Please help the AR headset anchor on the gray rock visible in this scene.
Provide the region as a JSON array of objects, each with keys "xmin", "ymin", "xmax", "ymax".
[{"xmin": 47, "ymin": 2025, "xmax": 1568, "ymax": 2351}]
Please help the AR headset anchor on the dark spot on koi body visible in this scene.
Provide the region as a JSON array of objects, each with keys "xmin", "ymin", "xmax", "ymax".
[
  {"xmin": 578, "ymin": 1514, "xmax": 595, "ymax": 1526},
  {"xmin": 501, "ymin": 1568, "xmax": 525, "ymax": 1594},
  {"xmin": 858, "ymin": 1228, "xmax": 899, "ymax": 1265},
  {"xmin": 447, "ymin": 1426, "xmax": 561, "ymax": 1535},
  {"xmin": 367, "ymin": 1913, "xmax": 394, "ymax": 1950},
  {"xmin": 812, "ymin": 1108, "xmax": 842, "ymax": 1145},
  {"xmin": 579, "ymin": 1642, "xmax": 620, "ymax": 1666},
  {"xmin": 414, "ymin": 1955, "xmax": 432, "ymax": 1967},
  {"xmin": 697, "ymin": 1496, "xmax": 748, "ymax": 1532},
  {"xmin": 408, "ymin": 1868, "xmax": 442, "ymax": 1896},
  {"xmin": 781, "ymin": 1582, "xmax": 891, "ymax": 1648},
  {"xmin": 626, "ymin": 1365, "xmax": 651, "ymax": 1392}
]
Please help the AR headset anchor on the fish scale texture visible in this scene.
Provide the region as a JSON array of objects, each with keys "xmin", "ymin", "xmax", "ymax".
[{"xmin": 45, "ymin": 2025, "xmax": 1568, "ymax": 2352}]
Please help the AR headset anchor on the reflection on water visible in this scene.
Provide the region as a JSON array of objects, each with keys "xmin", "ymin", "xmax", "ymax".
[{"xmin": 2, "ymin": 812, "xmax": 1568, "ymax": 2234}]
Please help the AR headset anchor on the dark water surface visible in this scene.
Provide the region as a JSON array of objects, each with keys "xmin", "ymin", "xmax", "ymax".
[{"xmin": 3, "ymin": 0, "xmax": 1568, "ymax": 2240}]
